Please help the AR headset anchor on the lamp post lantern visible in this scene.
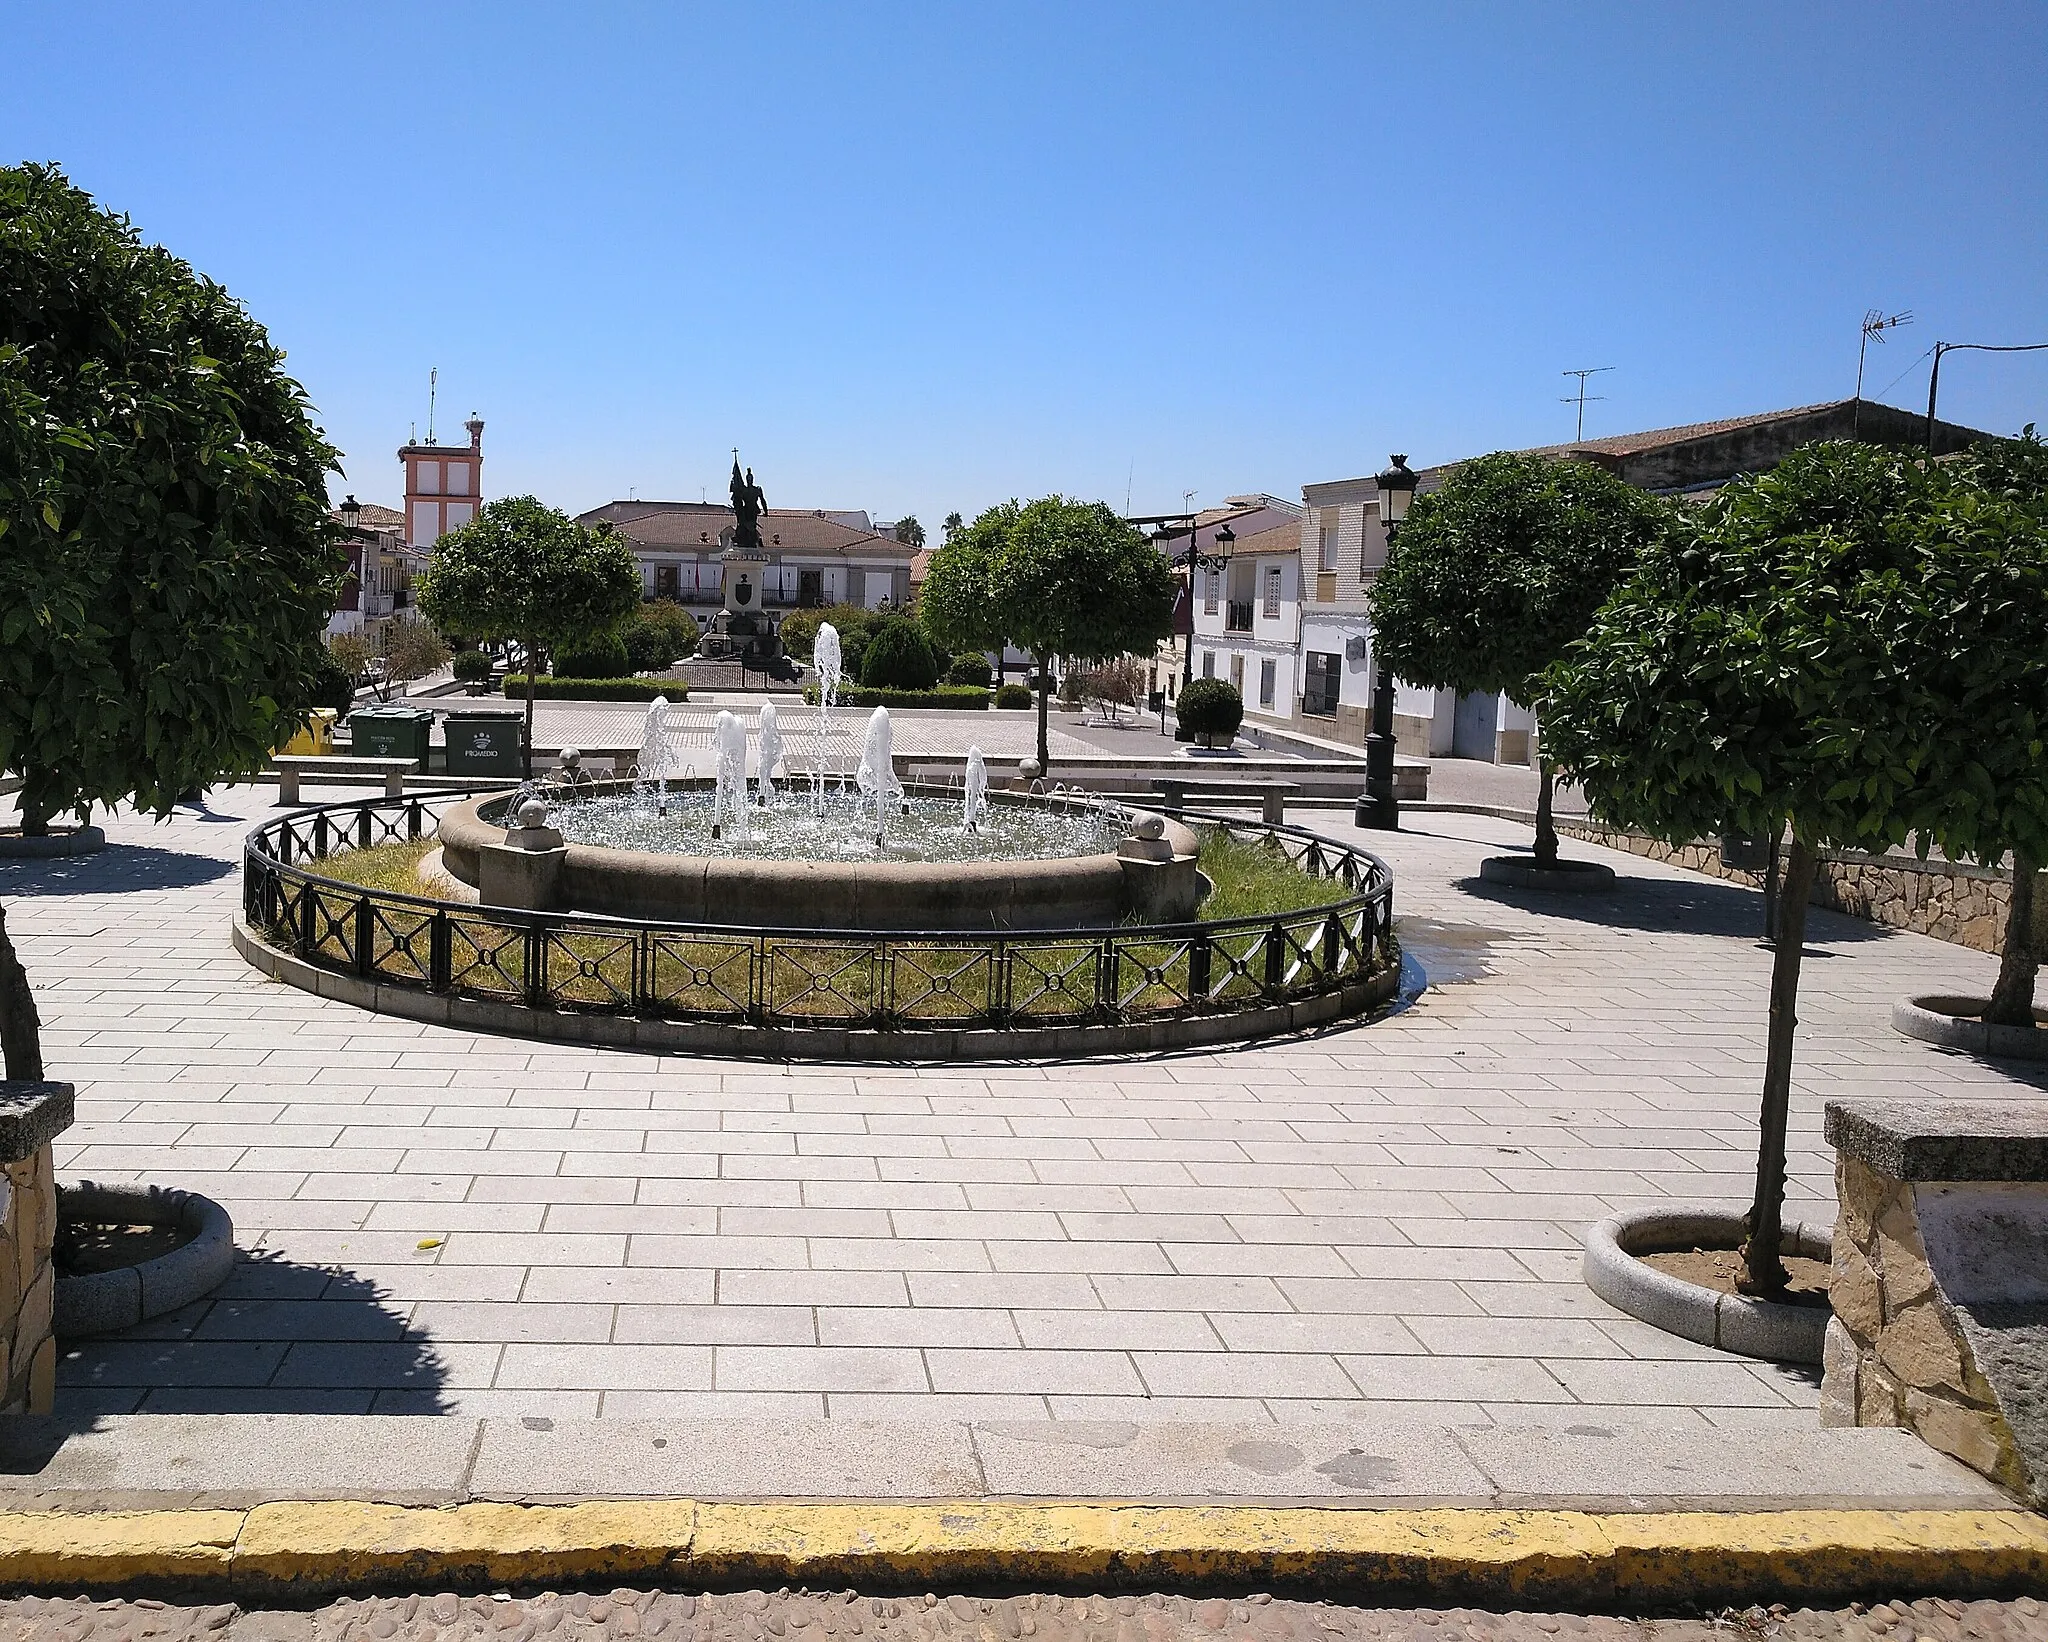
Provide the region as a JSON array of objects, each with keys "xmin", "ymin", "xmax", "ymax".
[
  {"xmin": 1357, "ymin": 454, "xmax": 1417, "ymax": 831},
  {"xmin": 1152, "ymin": 515, "xmax": 1237, "ymax": 692},
  {"xmin": 339, "ymin": 494, "xmax": 362, "ymax": 533}
]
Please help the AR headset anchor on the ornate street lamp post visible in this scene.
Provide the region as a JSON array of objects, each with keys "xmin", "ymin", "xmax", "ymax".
[
  {"xmin": 1357, "ymin": 455, "xmax": 1417, "ymax": 831},
  {"xmin": 1155, "ymin": 518, "xmax": 1236, "ymax": 692}
]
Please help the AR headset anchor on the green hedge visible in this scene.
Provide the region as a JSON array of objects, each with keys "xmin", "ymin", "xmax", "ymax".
[
  {"xmin": 994, "ymin": 682, "xmax": 1034, "ymax": 710},
  {"xmin": 801, "ymin": 684, "xmax": 990, "ymax": 710},
  {"xmin": 502, "ymin": 675, "xmax": 689, "ymax": 701}
]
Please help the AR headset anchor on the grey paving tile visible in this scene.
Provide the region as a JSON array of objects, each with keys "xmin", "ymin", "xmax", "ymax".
[
  {"xmin": 495, "ymin": 1343, "xmax": 711, "ymax": 1391},
  {"xmin": 926, "ymin": 1348, "xmax": 1143, "ymax": 1396}
]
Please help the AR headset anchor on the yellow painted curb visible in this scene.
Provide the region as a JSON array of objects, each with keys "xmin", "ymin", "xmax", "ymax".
[{"xmin": 0, "ymin": 1502, "xmax": 2039, "ymax": 1604}]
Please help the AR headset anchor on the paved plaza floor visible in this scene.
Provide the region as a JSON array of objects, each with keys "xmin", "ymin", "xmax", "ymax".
[{"xmin": 4, "ymin": 779, "xmax": 2035, "ymax": 1424}]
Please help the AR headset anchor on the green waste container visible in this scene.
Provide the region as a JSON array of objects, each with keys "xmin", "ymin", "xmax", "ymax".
[
  {"xmin": 442, "ymin": 709, "xmax": 527, "ymax": 777},
  {"xmin": 348, "ymin": 705, "xmax": 434, "ymax": 766}
]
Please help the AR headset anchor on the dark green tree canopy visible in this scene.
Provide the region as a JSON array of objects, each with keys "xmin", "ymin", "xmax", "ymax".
[
  {"xmin": 918, "ymin": 501, "xmax": 1015, "ymax": 659},
  {"xmin": 1367, "ymin": 450, "xmax": 1672, "ymax": 703},
  {"xmin": 1542, "ymin": 440, "xmax": 1984, "ymax": 854},
  {"xmin": 415, "ymin": 496, "xmax": 641, "ymax": 666},
  {"xmin": 0, "ymin": 162, "xmax": 343, "ymax": 827}
]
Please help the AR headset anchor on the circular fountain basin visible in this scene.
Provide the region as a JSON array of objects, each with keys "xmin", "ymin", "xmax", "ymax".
[{"xmin": 435, "ymin": 781, "xmax": 1175, "ymax": 931}]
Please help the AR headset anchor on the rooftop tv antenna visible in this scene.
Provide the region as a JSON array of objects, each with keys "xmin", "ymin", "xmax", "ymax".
[
  {"xmin": 426, "ymin": 367, "xmax": 439, "ymax": 444},
  {"xmin": 1560, "ymin": 367, "xmax": 1614, "ymax": 442},
  {"xmin": 1853, "ymin": 310, "xmax": 1913, "ymax": 437}
]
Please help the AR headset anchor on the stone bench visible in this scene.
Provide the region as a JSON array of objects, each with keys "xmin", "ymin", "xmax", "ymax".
[
  {"xmin": 1154, "ymin": 778, "xmax": 1303, "ymax": 826},
  {"xmin": 0, "ymin": 1082, "xmax": 74, "ymax": 1415},
  {"xmin": 1822, "ymin": 1096, "xmax": 2048, "ymax": 1506},
  {"xmin": 271, "ymin": 754, "xmax": 420, "ymax": 805}
]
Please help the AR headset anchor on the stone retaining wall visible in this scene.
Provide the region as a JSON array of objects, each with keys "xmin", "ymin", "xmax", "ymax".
[
  {"xmin": 0, "ymin": 1083, "xmax": 73, "ymax": 1415},
  {"xmin": 1821, "ymin": 1099, "xmax": 2047, "ymax": 1508},
  {"xmin": 1558, "ymin": 821, "xmax": 2017, "ymax": 954}
]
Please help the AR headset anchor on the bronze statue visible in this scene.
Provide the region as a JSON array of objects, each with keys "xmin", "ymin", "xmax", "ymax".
[{"xmin": 730, "ymin": 458, "xmax": 767, "ymax": 556}]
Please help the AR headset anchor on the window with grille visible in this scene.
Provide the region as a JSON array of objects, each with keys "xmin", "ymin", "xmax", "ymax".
[
  {"xmin": 1303, "ymin": 652, "xmax": 1340, "ymax": 716},
  {"xmin": 1263, "ymin": 567, "xmax": 1282, "ymax": 618},
  {"xmin": 1203, "ymin": 568, "xmax": 1218, "ymax": 615},
  {"xmin": 1259, "ymin": 658, "xmax": 1276, "ymax": 707}
]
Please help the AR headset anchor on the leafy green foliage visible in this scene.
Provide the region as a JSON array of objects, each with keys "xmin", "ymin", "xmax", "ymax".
[
  {"xmin": 922, "ymin": 497, "xmax": 1175, "ymax": 764},
  {"xmin": 452, "ymin": 649, "xmax": 496, "ymax": 685},
  {"xmin": 1368, "ymin": 451, "xmax": 1672, "ymax": 703},
  {"xmin": 502, "ymin": 675, "xmax": 687, "ymax": 701},
  {"xmin": 860, "ymin": 617, "xmax": 941, "ymax": 689},
  {"xmin": 415, "ymin": 496, "xmax": 641, "ymax": 675},
  {"xmin": 624, "ymin": 599, "xmax": 698, "ymax": 671},
  {"xmin": 1542, "ymin": 442, "xmax": 1981, "ymax": 854},
  {"xmin": 0, "ymin": 163, "xmax": 344, "ymax": 828},
  {"xmin": 309, "ymin": 647, "xmax": 359, "ymax": 715},
  {"xmin": 1176, "ymin": 678, "xmax": 1243, "ymax": 747},
  {"xmin": 778, "ymin": 602, "xmax": 881, "ymax": 673},
  {"xmin": 946, "ymin": 652, "xmax": 994, "ymax": 688},
  {"xmin": 995, "ymin": 682, "xmax": 1034, "ymax": 709},
  {"xmin": 555, "ymin": 630, "xmax": 631, "ymax": 679},
  {"xmin": 893, "ymin": 514, "xmax": 926, "ymax": 548}
]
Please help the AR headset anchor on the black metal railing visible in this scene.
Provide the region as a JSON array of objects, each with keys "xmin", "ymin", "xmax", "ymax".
[
  {"xmin": 1225, "ymin": 600, "xmax": 1255, "ymax": 633},
  {"xmin": 242, "ymin": 792, "xmax": 1396, "ymax": 1037}
]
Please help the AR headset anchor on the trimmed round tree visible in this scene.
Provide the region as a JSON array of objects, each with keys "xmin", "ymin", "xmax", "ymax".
[
  {"xmin": 415, "ymin": 497, "xmax": 641, "ymax": 775},
  {"xmin": 923, "ymin": 497, "xmax": 1174, "ymax": 769},
  {"xmin": 1918, "ymin": 430, "xmax": 2048, "ymax": 1029},
  {"xmin": 1542, "ymin": 441, "xmax": 1981, "ymax": 1294},
  {"xmin": 0, "ymin": 163, "xmax": 343, "ymax": 835},
  {"xmin": 860, "ymin": 618, "xmax": 941, "ymax": 690},
  {"xmin": 1176, "ymin": 678, "xmax": 1244, "ymax": 749},
  {"xmin": 1366, "ymin": 451, "xmax": 1671, "ymax": 865}
]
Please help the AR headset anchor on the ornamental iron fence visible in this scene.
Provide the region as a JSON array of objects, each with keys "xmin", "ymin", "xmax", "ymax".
[{"xmin": 242, "ymin": 792, "xmax": 1395, "ymax": 1036}]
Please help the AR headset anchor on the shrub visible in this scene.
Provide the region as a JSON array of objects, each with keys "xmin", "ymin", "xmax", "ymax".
[
  {"xmin": 555, "ymin": 631, "xmax": 631, "ymax": 678},
  {"xmin": 860, "ymin": 618, "xmax": 942, "ymax": 690},
  {"xmin": 801, "ymin": 685, "xmax": 990, "ymax": 710},
  {"xmin": 779, "ymin": 602, "xmax": 871, "ymax": 661},
  {"xmin": 452, "ymin": 650, "xmax": 496, "ymax": 685},
  {"xmin": 502, "ymin": 675, "xmax": 688, "ymax": 701},
  {"xmin": 625, "ymin": 600, "xmax": 699, "ymax": 671},
  {"xmin": 946, "ymin": 653, "xmax": 994, "ymax": 688},
  {"xmin": 311, "ymin": 649, "xmax": 358, "ymax": 715},
  {"xmin": 1176, "ymin": 678, "xmax": 1243, "ymax": 748},
  {"xmin": 381, "ymin": 618, "xmax": 452, "ymax": 689},
  {"xmin": 995, "ymin": 683, "xmax": 1034, "ymax": 710}
]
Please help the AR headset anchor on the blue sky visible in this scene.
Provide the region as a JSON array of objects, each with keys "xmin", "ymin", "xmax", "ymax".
[{"xmin": 8, "ymin": 3, "xmax": 2045, "ymax": 527}]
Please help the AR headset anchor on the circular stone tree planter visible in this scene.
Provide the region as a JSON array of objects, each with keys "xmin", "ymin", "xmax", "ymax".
[
  {"xmin": 54, "ymin": 1183, "xmax": 235, "ymax": 1338},
  {"xmin": 0, "ymin": 826, "xmax": 105, "ymax": 859},
  {"xmin": 1892, "ymin": 994, "xmax": 2048, "ymax": 1062},
  {"xmin": 1584, "ymin": 1205, "xmax": 1831, "ymax": 1365},
  {"xmin": 1478, "ymin": 856, "xmax": 1616, "ymax": 893}
]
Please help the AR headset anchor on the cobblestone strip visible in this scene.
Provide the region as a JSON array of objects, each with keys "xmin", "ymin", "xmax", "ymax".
[{"xmin": 0, "ymin": 1591, "xmax": 2040, "ymax": 1642}]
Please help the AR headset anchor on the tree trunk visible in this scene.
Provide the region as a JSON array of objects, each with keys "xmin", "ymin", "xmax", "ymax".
[
  {"xmin": 0, "ymin": 901, "xmax": 44, "ymax": 1082},
  {"xmin": 522, "ymin": 633, "xmax": 539, "ymax": 780},
  {"xmin": 1034, "ymin": 654, "xmax": 1051, "ymax": 773},
  {"xmin": 1534, "ymin": 760, "xmax": 1559, "ymax": 868},
  {"xmin": 1741, "ymin": 834, "xmax": 1817, "ymax": 1297},
  {"xmin": 16, "ymin": 769, "xmax": 53, "ymax": 839},
  {"xmin": 1986, "ymin": 850, "xmax": 2042, "ymax": 1029}
]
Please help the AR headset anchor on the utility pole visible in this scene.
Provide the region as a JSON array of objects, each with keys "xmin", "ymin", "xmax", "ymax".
[
  {"xmin": 1853, "ymin": 310, "xmax": 1912, "ymax": 438},
  {"xmin": 1924, "ymin": 340, "xmax": 2048, "ymax": 452},
  {"xmin": 1560, "ymin": 368, "xmax": 1614, "ymax": 442}
]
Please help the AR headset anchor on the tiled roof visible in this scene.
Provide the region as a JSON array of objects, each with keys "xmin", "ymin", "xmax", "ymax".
[
  {"xmin": 1519, "ymin": 401, "xmax": 1849, "ymax": 459},
  {"xmin": 579, "ymin": 501, "xmax": 914, "ymax": 560},
  {"xmin": 334, "ymin": 501, "xmax": 405, "ymax": 529},
  {"xmin": 1232, "ymin": 519, "xmax": 1305, "ymax": 558}
]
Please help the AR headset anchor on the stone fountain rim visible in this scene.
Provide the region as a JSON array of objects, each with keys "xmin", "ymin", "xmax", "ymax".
[{"xmin": 466, "ymin": 778, "xmax": 1147, "ymax": 878}]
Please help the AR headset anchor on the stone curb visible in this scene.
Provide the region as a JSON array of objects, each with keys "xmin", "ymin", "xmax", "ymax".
[
  {"xmin": 0, "ymin": 826, "xmax": 105, "ymax": 859},
  {"xmin": 0, "ymin": 1502, "xmax": 2043, "ymax": 1606},
  {"xmin": 1892, "ymin": 995, "xmax": 2048, "ymax": 1063},
  {"xmin": 1583, "ymin": 1206, "xmax": 1831, "ymax": 1365},
  {"xmin": 1477, "ymin": 857, "xmax": 1617, "ymax": 893},
  {"xmin": 54, "ymin": 1183, "xmax": 236, "ymax": 1338}
]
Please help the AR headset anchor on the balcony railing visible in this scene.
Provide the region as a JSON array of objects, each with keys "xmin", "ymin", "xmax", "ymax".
[{"xmin": 1225, "ymin": 601, "xmax": 1255, "ymax": 633}]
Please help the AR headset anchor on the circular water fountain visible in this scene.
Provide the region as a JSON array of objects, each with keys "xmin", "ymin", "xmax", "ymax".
[{"xmin": 433, "ymin": 624, "xmax": 1195, "ymax": 930}]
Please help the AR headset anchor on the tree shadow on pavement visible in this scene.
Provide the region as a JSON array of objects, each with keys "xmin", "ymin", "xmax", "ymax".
[
  {"xmin": 50, "ymin": 1250, "xmax": 450, "ymax": 1416},
  {"xmin": 1456, "ymin": 867, "xmax": 1892, "ymax": 946},
  {"xmin": 0, "ymin": 845, "xmax": 235, "ymax": 898}
]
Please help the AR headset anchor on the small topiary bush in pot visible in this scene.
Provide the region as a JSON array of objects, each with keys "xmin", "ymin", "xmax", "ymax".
[
  {"xmin": 1176, "ymin": 677, "xmax": 1243, "ymax": 748},
  {"xmin": 452, "ymin": 649, "xmax": 496, "ymax": 690},
  {"xmin": 995, "ymin": 682, "xmax": 1034, "ymax": 710}
]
